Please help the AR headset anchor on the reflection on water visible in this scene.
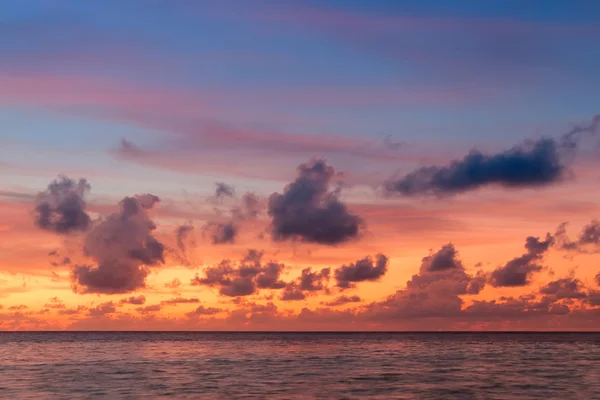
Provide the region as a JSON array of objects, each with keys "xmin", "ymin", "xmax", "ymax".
[{"xmin": 0, "ymin": 332, "xmax": 598, "ymax": 399}]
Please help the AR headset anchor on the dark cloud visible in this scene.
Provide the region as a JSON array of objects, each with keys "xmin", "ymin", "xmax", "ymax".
[
  {"xmin": 119, "ymin": 295, "xmax": 146, "ymax": 305},
  {"xmin": 186, "ymin": 305, "xmax": 222, "ymax": 317},
  {"xmin": 555, "ymin": 220, "xmax": 600, "ymax": 252},
  {"xmin": 241, "ymin": 192, "xmax": 260, "ymax": 219},
  {"xmin": 50, "ymin": 256, "xmax": 71, "ymax": 267},
  {"xmin": 205, "ymin": 191, "xmax": 262, "ymax": 246},
  {"xmin": 255, "ymin": 262, "xmax": 287, "ymax": 289},
  {"xmin": 324, "ymin": 295, "xmax": 362, "ymax": 306},
  {"xmin": 588, "ymin": 291, "xmax": 600, "ymax": 307},
  {"xmin": 72, "ymin": 262, "xmax": 149, "ymax": 295},
  {"xmin": 205, "ymin": 222, "xmax": 237, "ymax": 244},
  {"xmin": 489, "ymin": 258, "xmax": 541, "ymax": 287},
  {"xmin": 280, "ymin": 267, "xmax": 331, "ymax": 301},
  {"xmin": 134, "ymin": 194, "xmax": 161, "ymax": 209},
  {"xmin": 191, "ymin": 250, "xmax": 286, "ymax": 297},
  {"xmin": 192, "ymin": 261, "xmax": 233, "ymax": 286},
  {"xmin": 34, "ymin": 176, "xmax": 91, "ymax": 234},
  {"xmin": 58, "ymin": 305, "xmax": 88, "ymax": 316},
  {"xmin": 231, "ymin": 192, "xmax": 261, "ymax": 220},
  {"xmin": 299, "ymin": 267, "xmax": 331, "ymax": 292},
  {"xmin": 268, "ymin": 159, "xmax": 362, "ymax": 245},
  {"xmin": 161, "ymin": 297, "xmax": 200, "ymax": 305},
  {"xmin": 525, "ymin": 235, "xmax": 554, "ymax": 256},
  {"xmin": 364, "ymin": 244, "xmax": 485, "ymax": 319},
  {"xmin": 219, "ymin": 279, "xmax": 256, "ymax": 297},
  {"xmin": 280, "ymin": 284, "xmax": 306, "ymax": 301},
  {"xmin": 540, "ymin": 277, "xmax": 587, "ymax": 300},
  {"xmin": 215, "ymin": 182, "xmax": 235, "ymax": 199},
  {"xmin": 136, "ymin": 304, "xmax": 162, "ymax": 314},
  {"xmin": 466, "ymin": 271, "xmax": 488, "ymax": 295},
  {"xmin": 386, "ymin": 139, "xmax": 565, "ymax": 196},
  {"xmin": 596, "ymin": 272, "xmax": 600, "ymax": 287},
  {"xmin": 421, "ymin": 244, "xmax": 462, "ymax": 271},
  {"xmin": 579, "ymin": 221, "xmax": 600, "ymax": 245},
  {"xmin": 335, "ymin": 254, "xmax": 388, "ymax": 288},
  {"xmin": 87, "ymin": 302, "xmax": 117, "ymax": 317},
  {"xmin": 72, "ymin": 194, "xmax": 165, "ymax": 294},
  {"xmin": 462, "ymin": 296, "xmax": 571, "ymax": 320},
  {"xmin": 8, "ymin": 305, "xmax": 28, "ymax": 311},
  {"xmin": 384, "ymin": 115, "xmax": 600, "ymax": 197},
  {"xmin": 48, "ymin": 250, "xmax": 72, "ymax": 267},
  {"xmin": 490, "ymin": 234, "xmax": 552, "ymax": 287},
  {"xmin": 175, "ymin": 224, "xmax": 195, "ymax": 262}
]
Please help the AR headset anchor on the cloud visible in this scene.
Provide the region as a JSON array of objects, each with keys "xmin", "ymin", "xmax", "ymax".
[
  {"xmin": 579, "ymin": 221, "xmax": 600, "ymax": 245},
  {"xmin": 489, "ymin": 234, "xmax": 553, "ymax": 287},
  {"xmin": 210, "ymin": 192, "xmax": 262, "ymax": 245},
  {"xmin": 43, "ymin": 297, "xmax": 66, "ymax": 309},
  {"xmin": 386, "ymin": 139, "xmax": 565, "ymax": 196},
  {"xmin": 160, "ymin": 297, "xmax": 200, "ymax": 305},
  {"xmin": 231, "ymin": 192, "xmax": 261, "ymax": 220},
  {"xmin": 136, "ymin": 304, "xmax": 162, "ymax": 314},
  {"xmin": 58, "ymin": 305, "xmax": 88, "ymax": 316},
  {"xmin": 175, "ymin": 224, "xmax": 195, "ymax": 256},
  {"xmin": 334, "ymin": 254, "xmax": 388, "ymax": 288},
  {"xmin": 255, "ymin": 262, "xmax": 287, "ymax": 289},
  {"xmin": 596, "ymin": 272, "xmax": 600, "ymax": 287},
  {"xmin": 324, "ymin": 295, "xmax": 362, "ymax": 306},
  {"xmin": 191, "ymin": 249, "xmax": 286, "ymax": 297},
  {"xmin": 50, "ymin": 256, "xmax": 72, "ymax": 267},
  {"xmin": 204, "ymin": 191, "xmax": 262, "ymax": 246},
  {"xmin": 165, "ymin": 278, "xmax": 182, "ymax": 289},
  {"xmin": 384, "ymin": 115, "xmax": 600, "ymax": 197},
  {"xmin": 280, "ymin": 267, "xmax": 331, "ymax": 301},
  {"xmin": 280, "ymin": 284, "xmax": 307, "ymax": 301},
  {"xmin": 186, "ymin": 305, "xmax": 222, "ymax": 317},
  {"xmin": 540, "ymin": 277, "xmax": 587, "ymax": 300},
  {"xmin": 215, "ymin": 182, "xmax": 235, "ymax": 199},
  {"xmin": 34, "ymin": 176, "xmax": 91, "ymax": 234},
  {"xmin": 462, "ymin": 296, "xmax": 571, "ymax": 321},
  {"xmin": 268, "ymin": 159, "xmax": 362, "ymax": 245},
  {"xmin": 365, "ymin": 243, "xmax": 485, "ymax": 319},
  {"xmin": 87, "ymin": 302, "xmax": 117, "ymax": 317},
  {"xmin": 421, "ymin": 244, "xmax": 462, "ymax": 271},
  {"xmin": 119, "ymin": 295, "xmax": 146, "ymax": 305},
  {"xmin": 555, "ymin": 220, "xmax": 600, "ymax": 252},
  {"xmin": 8, "ymin": 305, "xmax": 28, "ymax": 311},
  {"xmin": 72, "ymin": 194, "xmax": 165, "ymax": 294},
  {"xmin": 298, "ymin": 267, "xmax": 331, "ymax": 292},
  {"xmin": 204, "ymin": 222, "xmax": 237, "ymax": 244},
  {"xmin": 53, "ymin": 305, "xmax": 85, "ymax": 316}
]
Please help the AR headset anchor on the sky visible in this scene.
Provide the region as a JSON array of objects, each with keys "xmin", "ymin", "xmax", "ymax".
[{"xmin": 1, "ymin": 0, "xmax": 600, "ymax": 331}]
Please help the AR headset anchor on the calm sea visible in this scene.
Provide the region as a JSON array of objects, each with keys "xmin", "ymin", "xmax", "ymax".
[{"xmin": 0, "ymin": 332, "xmax": 598, "ymax": 399}]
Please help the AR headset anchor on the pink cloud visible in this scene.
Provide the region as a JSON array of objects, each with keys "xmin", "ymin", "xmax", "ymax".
[{"xmin": 0, "ymin": 73, "xmax": 468, "ymax": 177}]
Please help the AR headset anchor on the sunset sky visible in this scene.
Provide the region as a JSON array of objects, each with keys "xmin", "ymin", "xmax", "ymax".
[{"xmin": 1, "ymin": 0, "xmax": 600, "ymax": 331}]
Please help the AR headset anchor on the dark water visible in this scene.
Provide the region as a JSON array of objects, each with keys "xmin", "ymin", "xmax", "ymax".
[{"xmin": 0, "ymin": 332, "xmax": 598, "ymax": 399}]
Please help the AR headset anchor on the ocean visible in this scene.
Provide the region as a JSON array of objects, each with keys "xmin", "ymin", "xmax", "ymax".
[{"xmin": 0, "ymin": 332, "xmax": 598, "ymax": 399}]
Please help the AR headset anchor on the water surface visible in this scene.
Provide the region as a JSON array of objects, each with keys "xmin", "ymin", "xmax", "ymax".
[{"xmin": 0, "ymin": 332, "xmax": 598, "ymax": 399}]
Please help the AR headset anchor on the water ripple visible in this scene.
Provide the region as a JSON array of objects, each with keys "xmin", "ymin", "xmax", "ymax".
[{"xmin": 0, "ymin": 332, "xmax": 598, "ymax": 399}]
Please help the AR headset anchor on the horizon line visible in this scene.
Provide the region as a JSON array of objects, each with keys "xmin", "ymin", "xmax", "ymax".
[{"xmin": 1, "ymin": 330, "xmax": 599, "ymax": 334}]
